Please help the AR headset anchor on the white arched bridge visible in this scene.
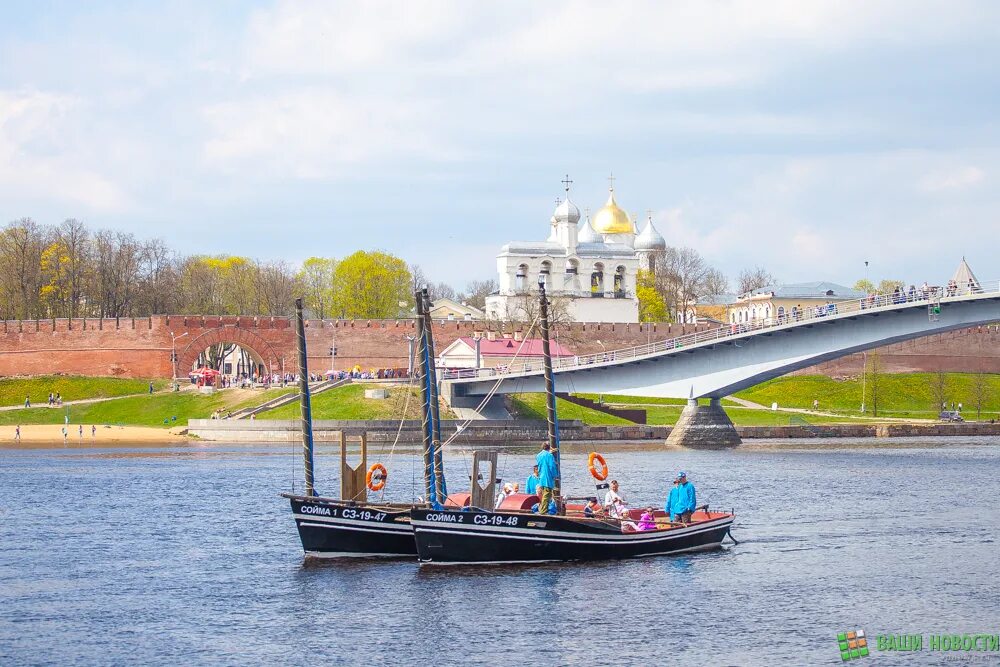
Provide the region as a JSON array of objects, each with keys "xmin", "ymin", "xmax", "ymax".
[{"xmin": 443, "ymin": 279, "xmax": 1000, "ymax": 405}]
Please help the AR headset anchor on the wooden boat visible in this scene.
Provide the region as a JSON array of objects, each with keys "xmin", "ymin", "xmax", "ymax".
[
  {"xmin": 410, "ymin": 276, "xmax": 737, "ymax": 564},
  {"xmin": 285, "ymin": 493, "xmax": 417, "ymax": 558},
  {"xmin": 411, "ymin": 505, "xmax": 735, "ymax": 564},
  {"xmin": 284, "ymin": 291, "xmax": 446, "ymax": 559}
]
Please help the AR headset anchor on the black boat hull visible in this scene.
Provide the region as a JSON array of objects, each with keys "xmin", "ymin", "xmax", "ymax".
[
  {"xmin": 410, "ymin": 508, "xmax": 734, "ymax": 564},
  {"xmin": 285, "ymin": 494, "xmax": 417, "ymax": 558}
]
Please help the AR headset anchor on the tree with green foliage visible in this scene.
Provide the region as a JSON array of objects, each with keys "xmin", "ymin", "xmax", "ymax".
[
  {"xmin": 332, "ymin": 250, "xmax": 412, "ymax": 318},
  {"xmin": 637, "ymin": 269, "xmax": 669, "ymax": 322},
  {"xmin": 853, "ymin": 279, "xmax": 875, "ymax": 293},
  {"xmin": 970, "ymin": 368, "xmax": 990, "ymax": 421},
  {"xmin": 297, "ymin": 257, "xmax": 336, "ymax": 319},
  {"xmin": 878, "ymin": 279, "xmax": 905, "ymax": 294}
]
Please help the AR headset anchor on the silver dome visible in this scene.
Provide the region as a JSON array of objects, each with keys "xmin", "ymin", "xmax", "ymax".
[
  {"xmin": 578, "ymin": 215, "xmax": 599, "ymax": 243},
  {"xmin": 635, "ymin": 217, "xmax": 666, "ymax": 251},
  {"xmin": 553, "ymin": 196, "xmax": 581, "ymax": 225}
]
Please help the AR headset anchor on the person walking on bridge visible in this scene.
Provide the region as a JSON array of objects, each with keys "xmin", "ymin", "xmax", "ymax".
[{"xmin": 534, "ymin": 443, "xmax": 558, "ymax": 514}]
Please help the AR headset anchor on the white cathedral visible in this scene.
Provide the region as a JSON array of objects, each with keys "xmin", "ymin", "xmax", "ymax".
[{"xmin": 485, "ymin": 179, "xmax": 666, "ymax": 323}]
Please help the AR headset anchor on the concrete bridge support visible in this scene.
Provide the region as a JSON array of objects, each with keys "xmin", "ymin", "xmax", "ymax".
[{"xmin": 666, "ymin": 398, "xmax": 741, "ymax": 449}]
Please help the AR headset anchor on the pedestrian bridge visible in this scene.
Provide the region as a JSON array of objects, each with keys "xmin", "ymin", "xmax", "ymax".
[{"xmin": 443, "ymin": 280, "xmax": 1000, "ymax": 403}]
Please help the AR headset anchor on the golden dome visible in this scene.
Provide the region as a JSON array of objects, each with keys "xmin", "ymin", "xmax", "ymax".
[{"xmin": 591, "ymin": 190, "xmax": 633, "ymax": 234}]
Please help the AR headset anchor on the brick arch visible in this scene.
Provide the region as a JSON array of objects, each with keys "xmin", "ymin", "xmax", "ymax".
[{"xmin": 177, "ymin": 326, "xmax": 281, "ymax": 376}]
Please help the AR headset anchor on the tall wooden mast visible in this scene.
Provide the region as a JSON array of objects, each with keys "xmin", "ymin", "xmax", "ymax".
[
  {"xmin": 294, "ymin": 298, "xmax": 315, "ymax": 496},
  {"xmin": 537, "ymin": 277, "xmax": 561, "ymax": 498}
]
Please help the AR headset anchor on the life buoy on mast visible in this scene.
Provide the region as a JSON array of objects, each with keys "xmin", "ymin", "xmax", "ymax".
[
  {"xmin": 366, "ymin": 463, "xmax": 387, "ymax": 492},
  {"xmin": 588, "ymin": 452, "xmax": 609, "ymax": 481}
]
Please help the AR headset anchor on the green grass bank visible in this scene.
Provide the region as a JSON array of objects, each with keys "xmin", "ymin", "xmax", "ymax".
[{"xmin": 0, "ymin": 376, "xmax": 170, "ymax": 407}]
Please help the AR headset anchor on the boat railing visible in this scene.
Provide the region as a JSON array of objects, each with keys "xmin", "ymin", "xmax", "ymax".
[{"xmin": 440, "ymin": 278, "xmax": 999, "ymax": 381}]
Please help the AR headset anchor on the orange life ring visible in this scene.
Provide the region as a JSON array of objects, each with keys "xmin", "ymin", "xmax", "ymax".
[
  {"xmin": 366, "ymin": 463, "xmax": 387, "ymax": 492},
  {"xmin": 588, "ymin": 452, "xmax": 609, "ymax": 481}
]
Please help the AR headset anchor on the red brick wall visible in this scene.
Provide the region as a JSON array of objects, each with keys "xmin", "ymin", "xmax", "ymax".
[{"xmin": 0, "ymin": 316, "xmax": 996, "ymax": 379}]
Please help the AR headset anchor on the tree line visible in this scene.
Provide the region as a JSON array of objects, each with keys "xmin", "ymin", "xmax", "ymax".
[
  {"xmin": 635, "ymin": 246, "xmax": 777, "ymax": 323},
  {"xmin": 0, "ymin": 218, "xmax": 496, "ymax": 321}
]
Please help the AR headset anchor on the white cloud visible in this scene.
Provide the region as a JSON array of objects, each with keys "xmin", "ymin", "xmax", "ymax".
[
  {"xmin": 0, "ymin": 91, "xmax": 128, "ymax": 213},
  {"xmin": 918, "ymin": 166, "xmax": 985, "ymax": 193},
  {"xmin": 202, "ymin": 89, "xmax": 452, "ymax": 178}
]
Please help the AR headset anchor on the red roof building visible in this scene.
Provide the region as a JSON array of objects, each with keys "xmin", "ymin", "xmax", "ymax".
[{"xmin": 437, "ymin": 336, "xmax": 575, "ymax": 369}]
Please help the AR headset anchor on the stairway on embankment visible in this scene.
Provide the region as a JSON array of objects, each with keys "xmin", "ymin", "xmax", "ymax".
[
  {"xmin": 226, "ymin": 378, "xmax": 352, "ymax": 419},
  {"xmin": 555, "ymin": 393, "xmax": 646, "ymax": 424}
]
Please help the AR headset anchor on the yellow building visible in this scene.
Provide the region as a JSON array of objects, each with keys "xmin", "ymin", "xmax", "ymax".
[{"xmin": 729, "ymin": 282, "xmax": 865, "ymax": 325}]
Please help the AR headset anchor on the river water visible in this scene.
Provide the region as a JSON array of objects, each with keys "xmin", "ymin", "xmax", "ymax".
[{"xmin": 1, "ymin": 437, "xmax": 998, "ymax": 666}]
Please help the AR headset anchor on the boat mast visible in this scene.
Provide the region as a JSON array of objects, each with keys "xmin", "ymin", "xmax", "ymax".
[
  {"xmin": 537, "ymin": 276, "xmax": 561, "ymax": 499},
  {"xmin": 414, "ymin": 290, "xmax": 437, "ymax": 505},
  {"xmin": 421, "ymin": 289, "xmax": 447, "ymax": 500},
  {"xmin": 294, "ymin": 297, "xmax": 316, "ymax": 496}
]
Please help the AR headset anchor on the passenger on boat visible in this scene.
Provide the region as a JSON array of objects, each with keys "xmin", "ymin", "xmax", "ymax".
[
  {"xmin": 638, "ymin": 508, "xmax": 656, "ymax": 531},
  {"xmin": 495, "ymin": 483, "xmax": 513, "ymax": 508},
  {"xmin": 664, "ymin": 476, "xmax": 680, "ymax": 516},
  {"xmin": 604, "ymin": 480, "xmax": 629, "ymax": 518},
  {"xmin": 535, "ymin": 443, "xmax": 558, "ymax": 514},
  {"xmin": 525, "ymin": 465, "xmax": 540, "ymax": 495},
  {"xmin": 670, "ymin": 472, "xmax": 697, "ymax": 523},
  {"xmin": 583, "ymin": 497, "xmax": 602, "ymax": 517}
]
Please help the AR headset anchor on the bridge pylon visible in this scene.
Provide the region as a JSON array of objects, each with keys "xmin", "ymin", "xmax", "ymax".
[{"xmin": 666, "ymin": 398, "xmax": 741, "ymax": 449}]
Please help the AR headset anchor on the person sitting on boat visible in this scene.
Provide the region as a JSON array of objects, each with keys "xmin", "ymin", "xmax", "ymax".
[
  {"xmin": 670, "ymin": 471, "xmax": 697, "ymax": 523},
  {"xmin": 638, "ymin": 507, "xmax": 656, "ymax": 531},
  {"xmin": 495, "ymin": 483, "xmax": 513, "ymax": 508},
  {"xmin": 664, "ymin": 476, "xmax": 680, "ymax": 517},
  {"xmin": 525, "ymin": 465, "xmax": 540, "ymax": 495},
  {"xmin": 604, "ymin": 480, "xmax": 628, "ymax": 518},
  {"xmin": 535, "ymin": 443, "xmax": 558, "ymax": 514},
  {"xmin": 583, "ymin": 497, "xmax": 602, "ymax": 517}
]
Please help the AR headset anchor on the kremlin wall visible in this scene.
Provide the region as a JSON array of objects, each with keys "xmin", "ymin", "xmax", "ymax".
[{"xmin": 0, "ymin": 315, "xmax": 997, "ymax": 380}]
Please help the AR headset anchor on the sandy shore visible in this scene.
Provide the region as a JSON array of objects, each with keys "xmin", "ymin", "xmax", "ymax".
[{"xmin": 0, "ymin": 424, "xmax": 187, "ymax": 445}]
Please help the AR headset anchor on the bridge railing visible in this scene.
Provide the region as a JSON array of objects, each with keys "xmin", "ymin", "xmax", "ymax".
[{"xmin": 440, "ymin": 278, "xmax": 999, "ymax": 381}]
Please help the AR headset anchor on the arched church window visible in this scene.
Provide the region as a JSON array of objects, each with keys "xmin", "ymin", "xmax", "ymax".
[
  {"xmin": 591, "ymin": 262, "xmax": 605, "ymax": 297},
  {"xmin": 540, "ymin": 261, "xmax": 551, "ymax": 288},
  {"xmin": 565, "ymin": 259, "xmax": 578, "ymax": 275},
  {"xmin": 614, "ymin": 266, "xmax": 626, "ymax": 297},
  {"xmin": 516, "ymin": 264, "xmax": 528, "ymax": 292}
]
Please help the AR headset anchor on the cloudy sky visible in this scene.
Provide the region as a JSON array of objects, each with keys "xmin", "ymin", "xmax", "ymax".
[{"xmin": 1, "ymin": 1, "xmax": 997, "ymax": 289}]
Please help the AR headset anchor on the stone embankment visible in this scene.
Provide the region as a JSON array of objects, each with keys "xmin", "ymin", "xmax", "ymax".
[{"xmin": 188, "ymin": 418, "xmax": 1000, "ymax": 444}]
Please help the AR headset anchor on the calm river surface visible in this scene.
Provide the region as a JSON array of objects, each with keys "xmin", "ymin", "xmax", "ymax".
[{"xmin": 1, "ymin": 437, "xmax": 999, "ymax": 666}]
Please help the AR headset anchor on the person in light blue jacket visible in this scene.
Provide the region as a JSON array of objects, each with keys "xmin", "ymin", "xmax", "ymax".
[
  {"xmin": 535, "ymin": 443, "xmax": 558, "ymax": 514},
  {"xmin": 525, "ymin": 465, "xmax": 540, "ymax": 495},
  {"xmin": 664, "ymin": 476, "xmax": 680, "ymax": 517},
  {"xmin": 671, "ymin": 471, "xmax": 697, "ymax": 523}
]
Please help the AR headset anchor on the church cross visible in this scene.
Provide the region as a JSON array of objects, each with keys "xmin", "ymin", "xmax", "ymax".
[
  {"xmin": 607, "ymin": 172, "xmax": 615, "ymax": 191},
  {"xmin": 646, "ymin": 209, "xmax": 653, "ymax": 220},
  {"xmin": 561, "ymin": 174, "xmax": 573, "ymax": 193}
]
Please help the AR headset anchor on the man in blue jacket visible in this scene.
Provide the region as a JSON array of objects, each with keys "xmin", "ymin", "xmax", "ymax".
[
  {"xmin": 671, "ymin": 471, "xmax": 696, "ymax": 523},
  {"xmin": 664, "ymin": 476, "xmax": 680, "ymax": 518},
  {"xmin": 535, "ymin": 442, "xmax": 558, "ymax": 514},
  {"xmin": 525, "ymin": 465, "xmax": 540, "ymax": 495}
]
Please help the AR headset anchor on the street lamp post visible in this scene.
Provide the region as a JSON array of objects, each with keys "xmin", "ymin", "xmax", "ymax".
[
  {"xmin": 404, "ymin": 335, "xmax": 416, "ymax": 375},
  {"xmin": 860, "ymin": 351, "xmax": 867, "ymax": 413},
  {"xmin": 170, "ymin": 331, "xmax": 188, "ymax": 391}
]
